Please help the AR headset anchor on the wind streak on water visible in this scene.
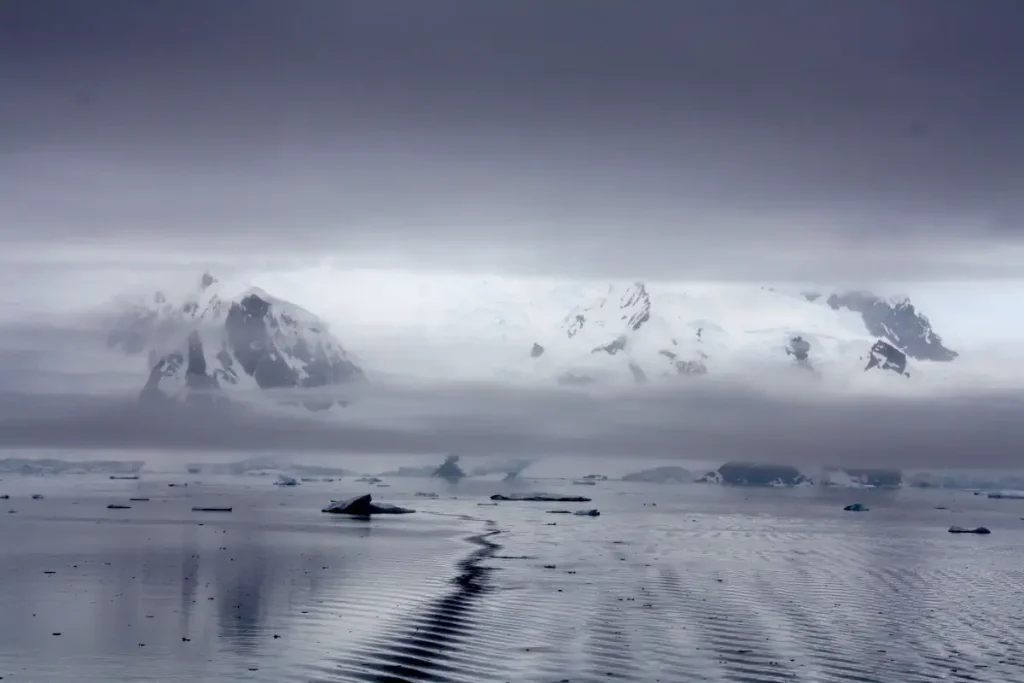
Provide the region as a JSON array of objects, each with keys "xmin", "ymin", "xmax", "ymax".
[
  {"xmin": 306, "ymin": 486, "xmax": 1024, "ymax": 683},
  {"xmin": 3, "ymin": 477, "xmax": 1024, "ymax": 682}
]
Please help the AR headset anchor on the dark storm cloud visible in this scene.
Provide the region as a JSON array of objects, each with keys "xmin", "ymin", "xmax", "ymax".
[
  {"xmin": 0, "ymin": 379, "xmax": 1021, "ymax": 470},
  {"xmin": 3, "ymin": 0, "xmax": 1024, "ymax": 279}
]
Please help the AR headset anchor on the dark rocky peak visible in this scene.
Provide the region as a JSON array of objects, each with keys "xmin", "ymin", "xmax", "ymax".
[
  {"xmin": 199, "ymin": 272, "xmax": 217, "ymax": 290},
  {"xmin": 619, "ymin": 282, "xmax": 651, "ymax": 331},
  {"xmin": 864, "ymin": 339, "xmax": 909, "ymax": 377},
  {"xmin": 826, "ymin": 291, "xmax": 957, "ymax": 362},
  {"xmin": 530, "ymin": 343, "xmax": 545, "ymax": 358}
]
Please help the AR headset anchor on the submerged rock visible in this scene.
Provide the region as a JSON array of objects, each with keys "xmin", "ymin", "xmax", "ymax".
[
  {"xmin": 948, "ymin": 526, "xmax": 991, "ymax": 535},
  {"xmin": 322, "ymin": 494, "xmax": 415, "ymax": 516},
  {"xmin": 491, "ymin": 493, "xmax": 592, "ymax": 502}
]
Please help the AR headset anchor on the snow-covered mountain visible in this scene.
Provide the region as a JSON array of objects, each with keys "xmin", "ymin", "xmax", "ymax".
[
  {"xmin": 517, "ymin": 282, "xmax": 952, "ymax": 385},
  {"xmin": 807, "ymin": 290, "xmax": 958, "ymax": 362},
  {"xmin": 105, "ymin": 273, "xmax": 363, "ymax": 408}
]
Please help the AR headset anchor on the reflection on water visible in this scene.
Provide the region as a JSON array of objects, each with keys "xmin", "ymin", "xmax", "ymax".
[
  {"xmin": 1, "ymin": 476, "xmax": 1024, "ymax": 682},
  {"xmin": 0, "ymin": 476, "xmax": 463, "ymax": 682}
]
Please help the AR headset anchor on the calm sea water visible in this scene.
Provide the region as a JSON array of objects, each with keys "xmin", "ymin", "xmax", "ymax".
[{"xmin": 1, "ymin": 473, "xmax": 1022, "ymax": 682}]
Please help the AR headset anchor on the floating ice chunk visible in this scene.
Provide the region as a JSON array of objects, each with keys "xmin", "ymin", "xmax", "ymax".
[
  {"xmin": 274, "ymin": 475, "xmax": 299, "ymax": 486},
  {"xmin": 491, "ymin": 493, "xmax": 592, "ymax": 502}
]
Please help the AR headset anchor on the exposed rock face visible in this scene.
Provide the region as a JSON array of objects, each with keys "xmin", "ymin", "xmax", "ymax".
[
  {"xmin": 713, "ymin": 462, "xmax": 812, "ymax": 486},
  {"xmin": 530, "ymin": 343, "xmax": 545, "ymax": 358},
  {"xmin": 111, "ymin": 273, "xmax": 363, "ymax": 409},
  {"xmin": 826, "ymin": 291, "xmax": 957, "ymax": 362},
  {"xmin": 864, "ymin": 340, "xmax": 909, "ymax": 376}
]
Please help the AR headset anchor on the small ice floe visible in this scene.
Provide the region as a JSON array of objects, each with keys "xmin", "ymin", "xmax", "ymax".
[
  {"xmin": 949, "ymin": 526, "xmax": 991, "ymax": 535},
  {"xmin": 574, "ymin": 509, "xmax": 601, "ymax": 517},
  {"xmin": 192, "ymin": 506, "xmax": 233, "ymax": 513},
  {"xmin": 129, "ymin": 497, "xmax": 150, "ymax": 502},
  {"xmin": 31, "ymin": 494, "xmax": 44, "ymax": 500},
  {"xmin": 491, "ymin": 493, "xmax": 592, "ymax": 502},
  {"xmin": 987, "ymin": 491, "xmax": 1024, "ymax": 499},
  {"xmin": 322, "ymin": 493, "xmax": 415, "ymax": 516},
  {"xmin": 843, "ymin": 503, "xmax": 869, "ymax": 512},
  {"xmin": 572, "ymin": 480, "xmax": 597, "ymax": 486},
  {"xmin": 0, "ymin": 494, "xmax": 8, "ymax": 500},
  {"xmin": 107, "ymin": 504, "xmax": 131, "ymax": 510},
  {"xmin": 414, "ymin": 492, "xmax": 439, "ymax": 498},
  {"xmin": 274, "ymin": 475, "xmax": 299, "ymax": 486},
  {"xmin": 355, "ymin": 476, "xmax": 382, "ymax": 484},
  {"xmin": 109, "ymin": 475, "xmax": 140, "ymax": 480}
]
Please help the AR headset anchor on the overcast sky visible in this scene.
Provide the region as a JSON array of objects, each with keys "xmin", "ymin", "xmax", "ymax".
[{"xmin": 3, "ymin": 0, "xmax": 1024, "ymax": 281}]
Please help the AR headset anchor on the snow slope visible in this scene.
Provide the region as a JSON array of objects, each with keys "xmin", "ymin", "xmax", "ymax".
[{"xmin": 511, "ymin": 282, "xmax": 930, "ymax": 386}]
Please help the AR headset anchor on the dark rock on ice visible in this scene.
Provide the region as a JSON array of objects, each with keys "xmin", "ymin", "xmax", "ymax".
[
  {"xmin": 786, "ymin": 336, "xmax": 811, "ymax": 362},
  {"xmin": 948, "ymin": 526, "xmax": 991, "ymax": 535},
  {"xmin": 491, "ymin": 493, "xmax": 592, "ymax": 502},
  {"xmin": 864, "ymin": 340, "xmax": 910, "ymax": 377},
  {"xmin": 322, "ymin": 494, "xmax": 415, "ymax": 515}
]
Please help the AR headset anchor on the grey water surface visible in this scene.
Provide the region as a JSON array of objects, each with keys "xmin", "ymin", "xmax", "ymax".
[{"xmin": 1, "ymin": 474, "xmax": 1022, "ymax": 683}]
